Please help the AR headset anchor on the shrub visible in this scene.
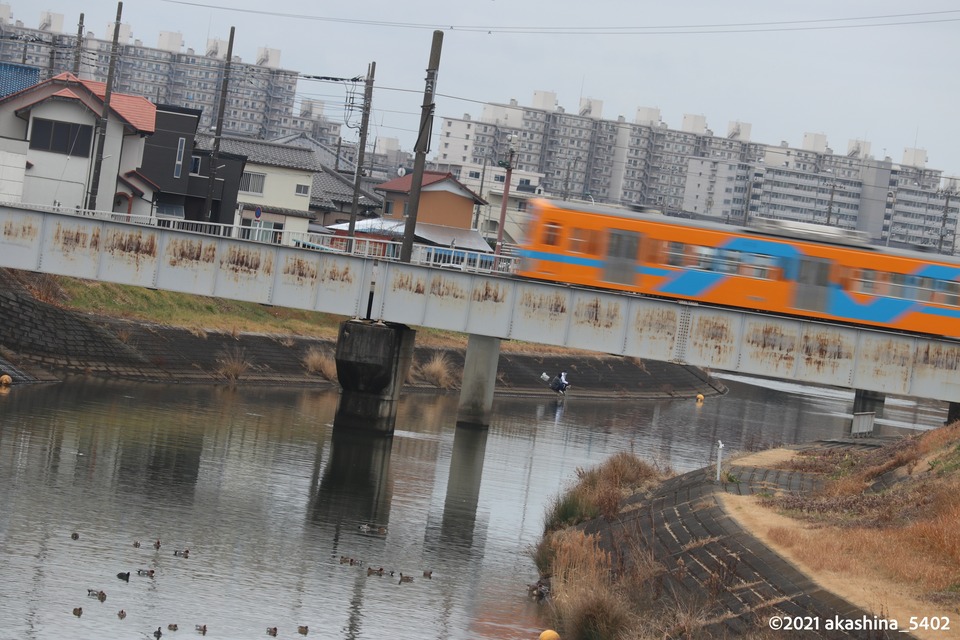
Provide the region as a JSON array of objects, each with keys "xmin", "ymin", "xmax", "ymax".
[{"xmin": 419, "ymin": 351, "xmax": 457, "ymax": 389}]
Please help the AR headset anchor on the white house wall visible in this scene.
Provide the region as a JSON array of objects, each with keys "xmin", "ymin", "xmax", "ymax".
[
  {"xmin": 23, "ymin": 101, "xmax": 96, "ymax": 208},
  {"xmin": 0, "ymin": 138, "xmax": 27, "ymax": 202},
  {"xmin": 239, "ymin": 163, "xmax": 313, "ymax": 211}
]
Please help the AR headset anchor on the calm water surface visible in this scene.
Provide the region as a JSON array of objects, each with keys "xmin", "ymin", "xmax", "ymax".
[{"xmin": 0, "ymin": 375, "xmax": 945, "ymax": 640}]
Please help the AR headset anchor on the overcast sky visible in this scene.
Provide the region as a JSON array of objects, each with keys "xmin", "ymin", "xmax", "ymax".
[{"xmin": 16, "ymin": 1, "xmax": 960, "ymax": 177}]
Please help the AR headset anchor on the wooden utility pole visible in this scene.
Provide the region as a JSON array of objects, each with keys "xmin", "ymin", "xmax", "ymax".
[
  {"xmin": 400, "ymin": 30, "xmax": 443, "ymax": 263},
  {"xmin": 348, "ymin": 61, "xmax": 375, "ymax": 238},
  {"xmin": 495, "ymin": 136, "xmax": 516, "ymax": 256},
  {"xmin": 73, "ymin": 13, "xmax": 84, "ymax": 75},
  {"xmin": 203, "ymin": 26, "xmax": 234, "ymax": 223},
  {"xmin": 86, "ymin": 2, "xmax": 122, "ymax": 212}
]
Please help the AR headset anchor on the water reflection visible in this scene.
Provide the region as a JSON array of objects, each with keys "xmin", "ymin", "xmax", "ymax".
[{"xmin": 0, "ymin": 375, "xmax": 946, "ymax": 640}]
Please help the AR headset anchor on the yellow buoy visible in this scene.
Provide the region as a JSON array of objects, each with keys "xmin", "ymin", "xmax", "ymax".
[
  {"xmin": 696, "ymin": 393, "xmax": 704, "ymax": 403},
  {"xmin": 0, "ymin": 374, "xmax": 12, "ymax": 386},
  {"xmin": 539, "ymin": 631, "xmax": 560, "ymax": 640}
]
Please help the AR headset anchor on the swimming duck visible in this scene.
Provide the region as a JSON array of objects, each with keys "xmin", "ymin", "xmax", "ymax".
[
  {"xmin": 71, "ymin": 532, "xmax": 79, "ymax": 540},
  {"xmin": 87, "ymin": 589, "xmax": 106, "ymax": 601},
  {"xmin": 266, "ymin": 628, "xmax": 278, "ymax": 637},
  {"xmin": 358, "ymin": 524, "xmax": 370, "ymax": 532},
  {"xmin": 366, "ymin": 566, "xmax": 384, "ymax": 576},
  {"xmin": 133, "ymin": 540, "xmax": 141, "ymax": 548},
  {"xmin": 195, "ymin": 624, "xmax": 207, "ymax": 635},
  {"xmin": 168, "ymin": 623, "xmax": 179, "ymax": 631},
  {"xmin": 137, "ymin": 569, "xmax": 155, "ymax": 578},
  {"xmin": 339, "ymin": 555, "xmax": 352, "ymax": 564},
  {"xmin": 72, "ymin": 607, "xmax": 83, "ymax": 617},
  {"xmin": 117, "ymin": 571, "xmax": 130, "ymax": 582},
  {"xmin": 117, "ymin": 609, "xmax": 126, "ymax": 620},
  {"xmin": 154, "ymin": 627, "xmax": 163, "ymax": 639},
  {"xmin": 298, "ymin": 626, "xmax": 309, "ymax": 636},
  {"xmin": 153, "ymin": 539, "xmax": 162, "ymax": 549},
  {"xmin": 173, "ymin": 549, "xmax": 190, "ymax": 558},
  {"xmin": 422, "ymin": 570, "xmax": 433, "ymax": 579},
  {"xmin": 398, "ymin": 573, "xmax": 414, "ymax": 583}
]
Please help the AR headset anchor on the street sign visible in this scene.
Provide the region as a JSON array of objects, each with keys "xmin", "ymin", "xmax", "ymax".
[{"xmin": 254, "ymin": 206, "xmax": 261, "ymax": 219}]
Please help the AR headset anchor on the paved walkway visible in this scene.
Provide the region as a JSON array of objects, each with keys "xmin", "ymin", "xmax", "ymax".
[{"xmin": 583, "ymin": 439, "xmax": 914, "ymax": 638}]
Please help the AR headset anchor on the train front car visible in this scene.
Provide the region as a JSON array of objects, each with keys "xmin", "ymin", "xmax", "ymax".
[{"xmin": 517, "ymin": 198, "xmax": 960, "ymax": 340}]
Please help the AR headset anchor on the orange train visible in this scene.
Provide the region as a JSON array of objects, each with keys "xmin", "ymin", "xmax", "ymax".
[{"xmin": 515, "ymin": 198, "xmax": 960, "ymax": 339}]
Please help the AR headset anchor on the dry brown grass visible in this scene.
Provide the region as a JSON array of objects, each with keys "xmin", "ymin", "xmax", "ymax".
[
  {"xmin": 215, "ymin": 345, "xmax": 250, "ymax": 383},
  {"xmin": 417, "ymin": 351, "xmax": 458, "ymax": 389},
  {"xmin": 114, "ymin": 327, "xmax": 133, "ymax": 344},
  {"xmin": 302, "ymin": 346, "xmax": 337, "ymax": 381},
  {"xmin": 758, "ymin": 423, "xmax": 960, "ymax": 603},
  {"xmin": 189, "ymin": 326, "xmax": 207, "ymax": 339}
]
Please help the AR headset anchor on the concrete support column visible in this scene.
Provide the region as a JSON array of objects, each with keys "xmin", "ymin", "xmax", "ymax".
[
  {"xmin": 853, "ymin": 389, "xmax": 885, "ymax": 418},
  {"xmin": 946, "ymin": 402, "xmax": 960, "ymax": 426},
  {"xmin": 334, "ymin": 319, "xmax": 415, "ymax": 435},
  {"xmin": 456, "ymin": 334, "xmax": 501, "ymax": 428}
]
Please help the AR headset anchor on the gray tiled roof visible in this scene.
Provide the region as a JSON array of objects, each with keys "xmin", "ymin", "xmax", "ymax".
[
  {"xmin": 311, "ymin": 170, "xmax": 381, "ymax": 210},
  {"xmin": 197, "ymin": 134, "xmax": 321, "ymax": 172}
]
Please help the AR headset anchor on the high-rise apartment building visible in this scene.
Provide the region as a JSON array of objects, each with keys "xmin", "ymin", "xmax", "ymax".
[
  {"xmin": 0, "ymin": 5, "xmax": 342, "ymax": 145},
  {"xmin": 438, "ymin": 91, "xmax": 959, "ymax": 254}
]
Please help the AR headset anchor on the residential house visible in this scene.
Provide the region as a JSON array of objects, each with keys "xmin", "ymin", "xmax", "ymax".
[
  {"xmin": 270, "ymin": 131, "xmax": 382, "ymax": 226},
  {"xmin": 124, "ymin": 104, "xmax": 244, "ymax": 224},
  {"xmin": 197, "ymin": 133, "xmax": 321, "ymax": 244},
  {"xmin": 0, "ymin": 71, "xmax": 154, "ymax": 211},
  {"xmin": 375, "ymin": 170, "xmax": 485, "ymax": 230}
]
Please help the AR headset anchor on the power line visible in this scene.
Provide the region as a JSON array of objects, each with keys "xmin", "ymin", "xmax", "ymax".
[{"xmin": 155, "ymin": 3, "xmax": 960, "ymax": 35}]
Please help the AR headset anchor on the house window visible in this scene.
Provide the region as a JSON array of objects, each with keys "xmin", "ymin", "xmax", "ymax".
[
  {"xmin": 239, "ymin": 171, "xmax": 266, "ymax": 194},
  {"xmin": 295, "ymin": 184, "xmax": 309, "ymax": 196},
  {"xmin": 29, "ymin": 118, "xmax": 93, "ymax": 157},
  {"xmin": 190, "ymin": 156, "xmax": 201, "ymax": 174},
  {"xmin": 174, "ymin": 137, "xmax": 185, "ymax": 178}
]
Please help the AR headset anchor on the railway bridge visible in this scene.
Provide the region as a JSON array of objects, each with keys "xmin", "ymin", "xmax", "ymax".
[{"xmin": 2, "ymin": 202, "xmax": 959, "ymax": 430}]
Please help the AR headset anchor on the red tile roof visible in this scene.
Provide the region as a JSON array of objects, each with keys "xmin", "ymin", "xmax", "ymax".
[{"xmin": 7, "ymin": 73, "xmax": 155, "ymax": 134}]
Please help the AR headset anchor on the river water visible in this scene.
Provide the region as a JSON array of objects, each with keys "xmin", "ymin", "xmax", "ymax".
[{"xmin": 0, "ymin": 375, "xmax": 946, "ymax": 640}]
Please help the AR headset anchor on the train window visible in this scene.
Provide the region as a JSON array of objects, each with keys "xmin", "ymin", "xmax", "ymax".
[
  {"xmin": 916, "ymin": 277, "xmax": 935, "ymax": 302},
  {"xmin": 939, "ymin": 280, "xmax": 960, "ymax": 306},
  {"xmin": 569, "ymin": 228, "xmax": 597, "ymax": 254},
  {"xmin": 715, "ymin": 249, "xmax": 739, "ymax": 274},
  {"xmin": 542, "ymin": 222, "xmax": 562, "ymax": 247},
  {"xmin": 741, "ymin": 254, "xmax": 778, "ymax": 279},
  {"xmin": 888, "ymin": 273, "xmax": 908, "ymax": 299},
  {"xmin": 856, "ymin": 269, "xmax": 877, "ymax": 294},
  {"xmin": 665, "ymin": 241, "xmax": 684, "ymax": 266},
  {"xmin": 696, "ymin": 246, "xmax": 716, "ymax": 270}
]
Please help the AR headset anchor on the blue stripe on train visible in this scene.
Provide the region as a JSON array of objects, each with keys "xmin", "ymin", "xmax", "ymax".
[{"xmin": 827, "ymin": 289, "xmax": 916, "ymax": 323}]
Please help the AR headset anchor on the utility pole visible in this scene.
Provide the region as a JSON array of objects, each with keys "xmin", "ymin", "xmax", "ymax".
[
  {"xmin": 73, "ymin": 13, "xmax": 84, "ymax": 76},
  {"xmin": 86, "ymin": 1, "xmax": 122, "ymax": 212},
  {"xmin": 825, "ymin": 181, "xmax": 837, "ymax": 226},
  {"xmin": 938, "ymin": 189, "xmax": 954, "ymax": 254},
  {"xmin": 400, "ymin": 30, "xmax": 443, "ymax": 263},
  {"xmin": 203, "ymin": 26, "xmax": 234, "ymax": 223},
  {"xmin": 885, "ymin": 190, "xmax": 898, "ymax": 247},
  {"xmin": 473, "ymin": 157, "xmax": 487, "ymax": 230},
  {"xmin": 348, "ymin": 61, "xmax": 375, "ymax": 238},
  {"xmin": 495, "ymin": 135, "xmax": 516, "ymax": 257}
]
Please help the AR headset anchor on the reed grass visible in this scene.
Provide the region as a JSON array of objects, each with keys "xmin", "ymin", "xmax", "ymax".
[{"xmin": 302, "ymin": 346, "xmax": 337, "ymax": 381}]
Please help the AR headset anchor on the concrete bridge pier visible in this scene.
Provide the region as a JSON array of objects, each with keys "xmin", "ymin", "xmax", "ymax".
[
  {"xmin": 334, "ymin": 319, "xmax": 415, "ymax": 435},
  {"xmin": 853, "ymin": 389, "xmax": 885, "ymax": 418},
  {"xmin": 946, "ymin": 402, "xmax": 960, "ymax": 426},
  {"xmin": 456, "ymin": 334, "xmax": 501, "ymax": 428}
]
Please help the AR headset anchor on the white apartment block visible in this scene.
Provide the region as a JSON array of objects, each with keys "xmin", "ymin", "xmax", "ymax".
[
  {"xmin": 437, "ymin": 91, "xmax": 960, "ymax": 255},
  {"xmin": 0, "ymin": 4, "xmax": 341, "ymax": 145}
]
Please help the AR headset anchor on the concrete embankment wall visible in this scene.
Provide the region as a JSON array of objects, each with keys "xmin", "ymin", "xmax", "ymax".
[{"xmin": 0, "ymin": 269, "xmax": 725, "ymax": 398}]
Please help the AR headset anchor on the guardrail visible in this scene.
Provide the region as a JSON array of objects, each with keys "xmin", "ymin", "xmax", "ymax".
[{"xmin": 6, "ymin": 201, "xmax": 520, "ymax": 274}]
